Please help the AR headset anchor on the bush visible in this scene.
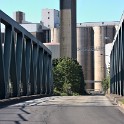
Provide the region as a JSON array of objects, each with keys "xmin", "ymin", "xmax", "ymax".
[
  {"xmin": 53, "ymin": 88, "xmax": 61, "ymax": 96},
  {"xmin": 102, "ymin": 76, "xmax": 110, "ymax": 93},
  {"xmin": 72, "ymin": 92, "xmax": 79, "ymax": 96},
  {"xmin": 60, "ymin": 93, "xmax": 68, "ymax": 96},
  {"xmin": 53, "ymin": 57, "xmax": 85, "ymax": 95}
]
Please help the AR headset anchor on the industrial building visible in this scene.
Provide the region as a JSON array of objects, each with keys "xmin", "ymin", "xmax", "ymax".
[
  {"xmin": 11, "ymin": 9, "xmax": 119, "ymax": 91},
  {"xmin": 43, "ymin": 43, "xmax": 60, "ymax": 60},
  {"xmin": 42, "ymin": 9, "xmax": 60, "ymax": 28},
  {"xmin": 13, "ymin": 11, "xmax": 51, "ymax": 43},
  {"xmin": 49, "ymin": 22, "xmax": 119, "ymax": 91},
  {"xmin": 13, "ymin": 11, "xmax": 26, "ymax": 24}
]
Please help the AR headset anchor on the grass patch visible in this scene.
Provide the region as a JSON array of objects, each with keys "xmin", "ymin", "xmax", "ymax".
[{"xmin": 120, "ymin": 99, "xmax": 124, "ymax": 104}]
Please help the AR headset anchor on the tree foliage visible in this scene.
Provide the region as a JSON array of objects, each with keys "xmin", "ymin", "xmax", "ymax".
[
  {"xmin": 52, "ymin": 57, "xmax": 85, "ymax": 95},
  {"xmin": 102, "ymin": 63, "xmax": 110, "ymax": 94},
  {"xmin": 102, "ymin": 76, "xmax": 110, "ymax": 93}
]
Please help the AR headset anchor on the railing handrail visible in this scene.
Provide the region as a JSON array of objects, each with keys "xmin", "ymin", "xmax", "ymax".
[{"xmin": 0, "ymin": 10, "xmax": 51, "ymax": 55}]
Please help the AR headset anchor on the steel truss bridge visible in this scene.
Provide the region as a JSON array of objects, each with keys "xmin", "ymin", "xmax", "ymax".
[
  {"xmin": 110, "ymin": 13, "xmax": 124, "ymax": 96},
  {"xmin": 0, "ymin": 10, "xmax": 53, "ymax": 99}
]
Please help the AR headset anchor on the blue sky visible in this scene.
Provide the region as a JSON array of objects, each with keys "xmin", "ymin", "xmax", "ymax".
[{"xmin": 0, "ymin": 0, "xmax": 124, "ymax": 23}]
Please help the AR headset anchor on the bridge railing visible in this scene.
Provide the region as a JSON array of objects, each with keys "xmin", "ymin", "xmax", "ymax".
[
  {"xmin": 110, "ymin": 12, "xmax": 124, "ymax": 96},
  {"xmin": 0, "ymin": 10, "xmax": 52, "ymax": 99}
]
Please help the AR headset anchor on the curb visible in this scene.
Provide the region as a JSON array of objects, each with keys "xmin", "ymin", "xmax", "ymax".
[
  {"xmin": 0, "ymin": 94, "xmax": 51, "ymax": 107},
  {"xmin": 106, "ymin": 94, "xmax": 124, "ymax": 109}
]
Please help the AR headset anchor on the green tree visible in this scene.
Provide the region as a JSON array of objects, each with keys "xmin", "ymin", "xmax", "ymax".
[{"xmin": 53, "ymin": 58, "xmax": 85, "ymax": 95}]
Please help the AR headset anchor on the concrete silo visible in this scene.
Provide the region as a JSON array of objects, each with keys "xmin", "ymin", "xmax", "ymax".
[
  {"xmin": 93, "ymin": 26, "xmax": 106, "ymax": 92},
  {"xmin": 77, "ymin": 27, "xmax": 94, "ymax": 90},
  {"xmin": 51, "ymin": 28, "xmax": 60, "ymax": 43},
  {"xmin": 60, "ymin": 0, "xmax": 77, "ymax": 59},
  {"xmin": 105, "ymin": 26, "xmax": 116, "ymax": 44}
]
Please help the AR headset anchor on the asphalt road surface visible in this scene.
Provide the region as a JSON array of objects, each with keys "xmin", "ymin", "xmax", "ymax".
[{"xmin": 0, "ymin": 95, "xmax": 124, "ymax": 124}]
